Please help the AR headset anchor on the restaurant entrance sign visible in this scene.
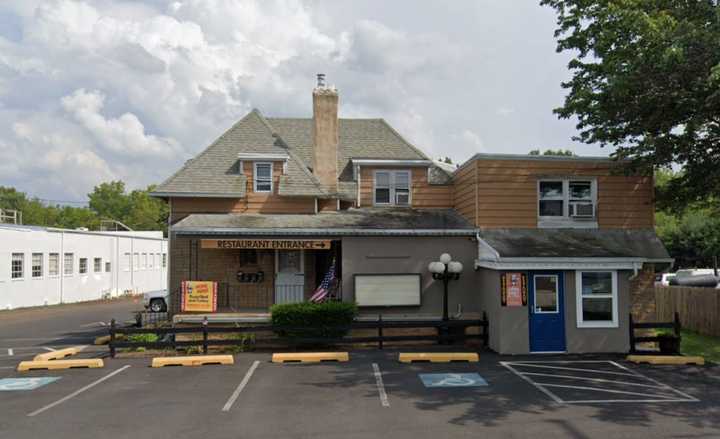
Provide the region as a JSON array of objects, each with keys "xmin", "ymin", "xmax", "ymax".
[{"xmin": 201, "ymin": 239, "xmax": 332, "ymax": 250}]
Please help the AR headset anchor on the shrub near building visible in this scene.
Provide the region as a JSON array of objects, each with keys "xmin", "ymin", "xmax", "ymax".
[{"xmin": 271, "ymin": 302, "xmax": 358, "ymax": 339}]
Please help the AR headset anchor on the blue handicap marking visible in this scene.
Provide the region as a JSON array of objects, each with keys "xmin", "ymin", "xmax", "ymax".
[
  {"xmin": 419, "ymin": 373, "xmax": 488, "ymax": 388},
  {"xmin": 0, "ymin": 377, "xmax": 61, "ymax": 391}
]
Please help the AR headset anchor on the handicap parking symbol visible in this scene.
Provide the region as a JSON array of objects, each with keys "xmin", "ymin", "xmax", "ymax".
[
  {"xmin": 0, "ymin": 377, "xmax": 60, "ymax": 391},
  {"xmin": 419, "ymin": 373, "xmax": 488, "ymax": 388}
]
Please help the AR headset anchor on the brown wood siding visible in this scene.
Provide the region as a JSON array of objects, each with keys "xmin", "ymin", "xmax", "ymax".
[
  {"xmin": 170, "ymin": 161, "xmax": 316, "ymax": 222},
  {"xmin": 358, "ymin": 167, "xmax": 453, "ymax": 208},
  {"xmin": 455, "ymin": 159, "xmax": 654, "ymax": 229},
  {"xmin": 451, "ymin": 163, "xmax": 477, "ymax": 224}
]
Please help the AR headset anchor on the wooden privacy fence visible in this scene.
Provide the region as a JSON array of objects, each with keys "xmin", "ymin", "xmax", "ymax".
[{"xmin": 655, "ymin": 286, "xmax": 720, "ymax": 337}]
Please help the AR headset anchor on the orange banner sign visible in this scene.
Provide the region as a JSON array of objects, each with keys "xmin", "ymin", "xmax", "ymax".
[{"xmin": 181, "ymin": 281, "xmax": 217, "ymax": 312}]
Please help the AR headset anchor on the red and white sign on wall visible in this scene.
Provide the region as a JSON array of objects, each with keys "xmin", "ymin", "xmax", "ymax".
[{"xmin": 501, "ymin": 272, "xmax": 527, "ymax": 307}]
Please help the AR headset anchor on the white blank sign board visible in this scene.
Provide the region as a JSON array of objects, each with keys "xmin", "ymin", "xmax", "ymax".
[{"xmin": 355, "ymin": 274, "xmax": 421, "ymax": 306}]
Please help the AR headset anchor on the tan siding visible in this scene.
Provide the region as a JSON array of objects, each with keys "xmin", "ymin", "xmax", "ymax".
[
  {"xmin": 358, "ymin": 167, "xmax": 453, "ymax": 208},
  {"xmin": 455, "ymin": 158, "xmax": 654, "ymax": 229},
  {"xmin": 170, "ymin": 161, "xmax": 316, "ymax": 222}
]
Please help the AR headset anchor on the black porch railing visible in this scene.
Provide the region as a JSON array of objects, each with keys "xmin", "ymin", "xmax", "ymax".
[
  {"xmin": 629, "ymin": 312, "xmax": 681, "ymax": 354},
  {"xmin": 108, "ymin": 313, "xmax": 489, "ymax": 358}
]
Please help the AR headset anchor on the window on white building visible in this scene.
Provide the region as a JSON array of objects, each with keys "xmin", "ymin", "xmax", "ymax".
[
  {"xmin": 373, "ymin": 170, "xmax": 411, "ymax": 206},
  {"xmin": 162, "ymin": 253, "xmax": 167, "ymax": 268},
  {"xmin": 134, "ymin": 253, "xmax": 139, "ymax": 271},
  {"xmin": 576, "ymin": 270, "xmax": 618, "ymax": 328},
  {"xmin": 32, "ymin": 253, "xmax": 43, "ymax": 278},
  {"xmin": 11, "ymin": 253, "xmax": 24, "ymax": 279},
  {"xmin": 105, "ymin": 261, "xmax": 111, "ymax": 272},
  {"xmin": 148, "ymin": 253, "xmax": 154, "ymax": 269},
  {"xmin": 49, "ymin": 253, "xmax": 59, "ymax": 276},
  {"xmin": 253, "ymin": 162, "xmax": 273, "ymax": 192},
  {"xmin": 142, "ymin": 253, "xmax": 147, "ymax": 269},
  {"xmin": 79, "ymin": 258, "xmax": 88, "ymax": 274},
  {"xmin": 94, "ymin": 257, "xmax": 102, "ymax": 273},
  {"xmin": 64, "ymin": 253, "xmax": 74, "ymax": 276}
]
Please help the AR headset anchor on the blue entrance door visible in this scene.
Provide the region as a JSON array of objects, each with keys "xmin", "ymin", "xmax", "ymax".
[{"xmin": 528, "ymin": 272, "xmax": 566, "ymax": 352}]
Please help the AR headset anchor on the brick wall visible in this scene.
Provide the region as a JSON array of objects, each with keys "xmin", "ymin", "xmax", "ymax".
[
  {"xmin": 170, "ymin": 236, "xmax": 323, "ymax": 313},
  {"xmin": 630, "ymin": 264, "xmax": 656, "ymax": 322}
]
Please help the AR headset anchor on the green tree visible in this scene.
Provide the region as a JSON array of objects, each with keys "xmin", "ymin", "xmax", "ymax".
[
  {"xmin": 88, "ymin": 181, "xmax": 131, "ymax": 222},
  {"xmin": 542, "ymin": 0, "xmax": 720, "ymax": 204}
]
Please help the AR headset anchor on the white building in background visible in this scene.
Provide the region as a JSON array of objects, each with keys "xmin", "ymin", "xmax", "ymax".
[{"xmin": 0, "ymin": 224, "xmax": 167, "ymax": 310}]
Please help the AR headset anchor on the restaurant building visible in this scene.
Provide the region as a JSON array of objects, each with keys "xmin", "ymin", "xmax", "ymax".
[{"xmin": 152, "ymin": 76, "xmax": 671, "ymax": 354}]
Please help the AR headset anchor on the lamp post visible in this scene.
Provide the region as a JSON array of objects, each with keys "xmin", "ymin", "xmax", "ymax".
[{"xmin": 428, "ymin": 253, "xmax": 463, "ymax": 322}]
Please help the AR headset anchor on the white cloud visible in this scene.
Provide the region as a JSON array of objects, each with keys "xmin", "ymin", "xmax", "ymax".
[
  {"xmin": 61, "ymin": 88, "xmax": 181, "ymax": 158},
  {"xmin": 0, "ymin": 0, "xmax": 605, "ymax": 202}
]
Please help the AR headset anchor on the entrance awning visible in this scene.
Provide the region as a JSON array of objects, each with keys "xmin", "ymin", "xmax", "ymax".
[{"xmin": 475, "ymin": 228, "xmax": 673, "ymax": 271}]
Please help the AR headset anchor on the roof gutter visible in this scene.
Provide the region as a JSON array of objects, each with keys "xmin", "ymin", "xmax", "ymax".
[
  {"xmin": 172, "ymin": 227, "xmax": 478, "ymax": 237},
  {"xmin": 350, "ymin": 159, "xmax": 433, "ymax": 167},
  {"xmin": 149, "ymin": 191, "xmax": 244, "ymax": 198},
  {"xmin": 475, "ymin": 257, "xmax": 674, "ymax": 271}
]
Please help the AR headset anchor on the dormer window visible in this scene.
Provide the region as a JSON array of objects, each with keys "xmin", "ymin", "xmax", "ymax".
[
  {"xmin": 374, "ymin": 170, "xmax": 411, "ymax": 206},
  {"xmin": 254, "ymin": 162, "xmax": 273, "ymax": 193}
]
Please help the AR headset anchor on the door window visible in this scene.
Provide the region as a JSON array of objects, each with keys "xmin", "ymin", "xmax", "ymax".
[
  {"xmin": 278, "ymin": 251, "xmax": 301, "ymax": 273},
  {"xmin": 533, "ymin": 275, "xmax": 559, "ymax": 313}
]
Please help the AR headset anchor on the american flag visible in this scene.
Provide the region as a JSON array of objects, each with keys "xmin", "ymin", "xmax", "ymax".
[{"xmin": 310, "ymin": 259, "xmax": 336, "ymax": 303}]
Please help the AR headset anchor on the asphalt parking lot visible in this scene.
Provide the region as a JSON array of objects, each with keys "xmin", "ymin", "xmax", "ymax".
[{"xmin": 1, "ymin": 349, "xmax": 719, "ymax": 439}]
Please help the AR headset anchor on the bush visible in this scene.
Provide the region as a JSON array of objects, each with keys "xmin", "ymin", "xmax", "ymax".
[
  {"xmin": 271, "ymin": 302, "xmax": 358, "ymax": 339},
  {"xmin": 127, "ymin": 333, "xmax": 159, "ymax": 344}
]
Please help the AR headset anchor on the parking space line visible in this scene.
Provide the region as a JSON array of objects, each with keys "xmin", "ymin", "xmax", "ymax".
[
  {"xmin": 505, "ymin": 362, "xmax": 637, "ymax": 377},
  {"xmin": 500, "ymin": 362, "xmax": 563, "ymax": 403},
  {"xmin": 7, "ymin": 349, "xmax": 13, "ymax": 356},
  {"xmin": 372, "ymin": 363, "xmax": 390, "ymax": 407},
  {"xmin": 521, "ymin": 372, "xmax": 671, "ymax": 389},
  {"xmin": 609, "ymin": 360, "xmax": 700, "ymax": 402},
  {"xmin": 27, "ymin": 365, "xmax": 131, "ymax": 417},
  {"xmin": 41, "ymin": 347, "xmax": 56, "ymax": 352},
  {"xmin": 536, "ymin": 383, "xmax": 681, "ymax": 399},
  {"xmin": 502, "ymin": 360, "xmax": 700, "ymax": 404},
  {"xmin": 222, "ymin": 360, "xmax": 260, "ymax": 412}
]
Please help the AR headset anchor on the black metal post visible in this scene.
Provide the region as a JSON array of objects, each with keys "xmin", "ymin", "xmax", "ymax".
[
  {"xmin": 482, "ymin": 311, "xmax": 489, "ymax": 347},
  {"xmin": 628, "ymin": 313, "xmax": 635, "ymax": 354},
  {"xmin": 109, "ymin": 318, "xmax": 116, "ymax": 359},
  {"xmin": 442, "ymin": 265, "xmax": 449, "ymax": 322},
  {"xmin": 378, "ymin": 314, "xmax": 384, "ymax": 350},
  {"xmin": 674, "ymin": 312, "xmax": 681, "ymax": 337},
  {"xmin": 202, "ymin": 317, "xmax": 208, "ymax": 355}
]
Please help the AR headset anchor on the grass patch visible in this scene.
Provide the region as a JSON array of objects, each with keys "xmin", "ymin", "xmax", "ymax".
[
  {"xmin": 678, "ymin": 330, "xmax": 720, "ymax": 364},
  {"xmin": 656, "ymin": 329, "xmax": 720, "ymax": 363}
]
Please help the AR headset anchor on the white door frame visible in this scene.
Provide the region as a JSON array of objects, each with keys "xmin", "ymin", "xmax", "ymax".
[{"xmin": 274, "ymin": 249, "xmax": 305, "ymax": 304}]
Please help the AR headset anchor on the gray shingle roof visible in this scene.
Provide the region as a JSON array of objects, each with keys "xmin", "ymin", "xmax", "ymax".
[
  {"xmin": 154, "ymin": 110, "xmax": 450, "ymax": 198},
  {"xmin": 172, "ymin": 208, "xmax": 476, "ymax": 236},
  {"xmin": 479, "ymin": 228, "xmax": 671, "ymax": 259}
]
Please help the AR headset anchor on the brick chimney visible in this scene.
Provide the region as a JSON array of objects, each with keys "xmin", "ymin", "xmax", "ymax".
[{"xmin": 312, "ymin": 74, "xmax": 338, "ymax": 193}]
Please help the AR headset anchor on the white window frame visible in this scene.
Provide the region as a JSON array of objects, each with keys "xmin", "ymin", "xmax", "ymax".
[
  {"xmin": 162, "ymin": 253, "xmax": 167, "ymax": 268},
  {"xmin": 532, "ymin": 274, "xmax": 560, "ymax": 314},
  {"xmin": 538, "ymin": 178, "xmax": 597, "ymax": 228},
  {"xmin": 373, "ymin": 169, "xmax": 411, "ymax": 206},
  {"xmin": 32, "ymin": 253, "xmax": 43, "ymax": 279},
  {"xmin": 253, "ymin": 162, "xmax": 273, "ymax": 193},
  {"xmin": 94, "ymin": 257, "xmax": 102, "ymax": 273},
  {"xmin": 11, "ymin": 253, "xmax": 24, "ymax": 280},
  {"xmin": 79, "ymin": 257, "xmax": 88, "ymax": 275},
  {"xmin": 64, "ymin": 253, "xmax": 74, "ymax": 276},
  {"xmin": 49, "ymin": 253, "xmax": 60, "ymax": 277},
  {"xmin": 575, "ymin": 270, "xmax": 619, "ymax": 328},
  {"xmin": 105, "ymin": 261, "xmax": 111, "ymax": 273},
  {"xmin": 124, "ymin": 253, "xmax": 131, "ymax": 272}
]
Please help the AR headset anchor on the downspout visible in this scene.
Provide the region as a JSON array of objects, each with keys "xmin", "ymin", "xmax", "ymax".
[{"xmin": 628, "ymin": 261, "xmax": 642, "ymax": 281}]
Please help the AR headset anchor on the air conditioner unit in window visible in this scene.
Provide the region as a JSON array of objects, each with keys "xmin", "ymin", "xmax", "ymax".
[
  {"xmin": 570, "ymin": 201, "xmax": 595, "ymax": 218},
  {"xmin": 395, "ymin": 191, "xmax": 410, "ymax": 205}
]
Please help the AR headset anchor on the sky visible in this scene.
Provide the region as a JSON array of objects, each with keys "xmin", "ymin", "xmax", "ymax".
[{"xmin": 0, "ymin": 0, "xmax": 608, "ymax": 203}]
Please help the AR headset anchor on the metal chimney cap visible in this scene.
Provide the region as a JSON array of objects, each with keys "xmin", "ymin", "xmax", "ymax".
[{"xmin": 316, "ymin": 73, "xmax": 326, "ymax": 88}]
